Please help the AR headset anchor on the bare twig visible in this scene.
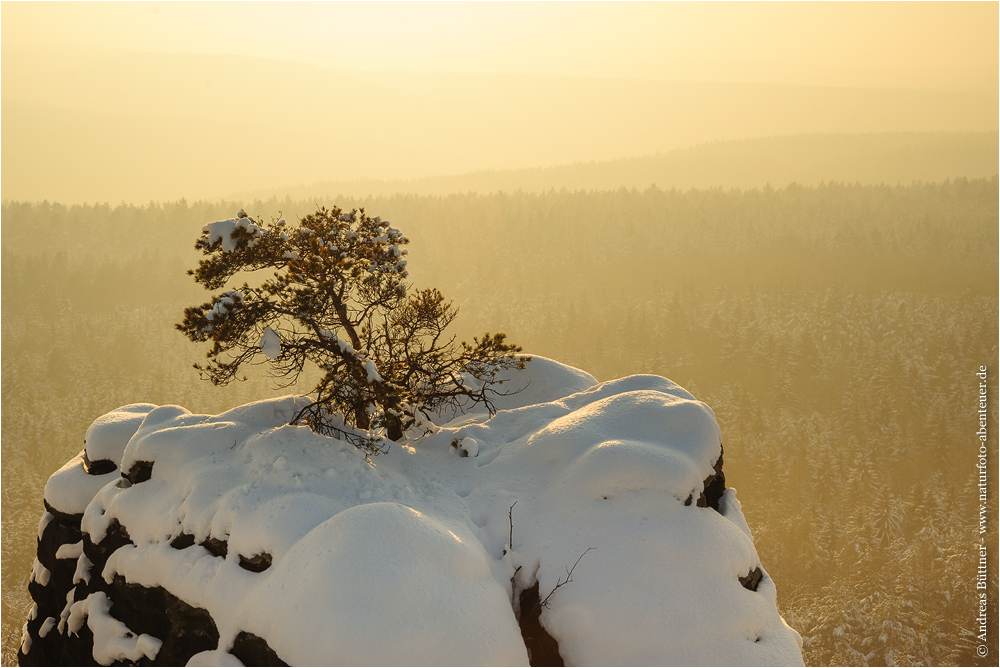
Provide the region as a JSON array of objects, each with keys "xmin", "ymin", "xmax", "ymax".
[
  {"xmin": 540, "ymin": 547, "xmax": 595, "ymax": 609},
  {"xmin": 506, "ymin": 501, "xmax": 518, "ymax": 555}
]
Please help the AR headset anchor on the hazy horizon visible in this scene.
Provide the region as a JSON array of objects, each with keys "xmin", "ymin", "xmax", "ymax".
[{"xmin": 3, "ymin": 2, "xmax": 998, "ymax": 204}]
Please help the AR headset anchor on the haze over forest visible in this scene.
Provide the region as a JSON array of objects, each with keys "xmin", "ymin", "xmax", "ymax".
[
  {"xmin": 2, "ymin": 2, "xmax": 998, "ymax": 203},
  {"xmin": 2, "ymin": 2, "xmax": 998, "ymax": 667}
]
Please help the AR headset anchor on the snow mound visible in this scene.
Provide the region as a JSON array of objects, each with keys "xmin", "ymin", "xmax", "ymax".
[
  {"xmin": 46, "ymin": 357, "xmax": 802, "ymax": 666},
  {"xmin": 488, "ymin": 355, "xmax": 598, "ymax": 410},
  {"xmin": 84, "ymin": 403, "xmax": 157, "ymax": 465},
  {"xmin": 426, "ymin": 354, "xmax": 598, "ymax": 426},
  {"xmin": 239, "ymin": 503, "xmax": 527, "ymax": 666},
  {"xmin": 44, "ymin": 454, "xmax": 118, "ymax": 517}
]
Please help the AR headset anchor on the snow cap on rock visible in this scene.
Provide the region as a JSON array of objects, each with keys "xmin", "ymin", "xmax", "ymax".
[
  {"xmin": 84, "ymin": 403, "xmax": 156, "ymax": 465},
  {"xmin": 48, "ymin": 357, "xmax": 802, "ymax": 666}
]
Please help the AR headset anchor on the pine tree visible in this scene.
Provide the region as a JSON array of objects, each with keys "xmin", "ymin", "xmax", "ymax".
[{"xmin": 178, "ymin": 207, "xmax": 528, "ymax": 454}]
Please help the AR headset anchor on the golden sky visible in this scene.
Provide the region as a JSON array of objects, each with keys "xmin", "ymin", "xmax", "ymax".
[
  {"xmin": 2, "ymin": 2, "xmax": 997, "ymax": 203},
  {"xmin": 4, "ymin": 2, "xmax": 997, "ymax": 89}
]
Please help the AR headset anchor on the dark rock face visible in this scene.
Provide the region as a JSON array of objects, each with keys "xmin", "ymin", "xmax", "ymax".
[
  {"xmin": 22, "ymin": 506, "xmax": 96, "ymax": 666},
  {"xmin": 19, "ymin": 456, "xmax": 286, "ymax": 667},
  {"xmin": 82, "ymin": 452, "xmax": 117, "ymax": 477},
  {"xmin": 201, "ymin": 536, "xmax": 229, "ymax": 559},
  {"xmin": 231, "ymin": 631, "xmax": 289, "ymax": 667},
  {"xmin": 239, "ymin": 552, "xmax": 274, "ymax": 573},
  {"xmin": 169, "ymin": 533, "xmax": 196, "ymax": 550},
  {"xmin": 108, "ymin": 575, "xmax": 221, "ymax": 662},
  {"xmin": 515, "ymin": 581, "xmax": 565, "ymax": 667},
  {"xmin": 697, "ymin": 445, "xmax": 727, "ymax": 511},
  {"xmin": 21, "ymin": 494, "xmax": 222, "ymax": 667},
  {"xmin": 740, "ymin": 566, "xmax": 764, "ymax": 592},
  {"xmin": 684, "ymin": 443, "xmax": 726, "ymax": 511},
  {"xmin": 83, "ymin": 519, "xmax": 132, "ymax": 580},
  {"xmin": 122, "ymin": 460, "xmax": 154, "ymax": 485}
]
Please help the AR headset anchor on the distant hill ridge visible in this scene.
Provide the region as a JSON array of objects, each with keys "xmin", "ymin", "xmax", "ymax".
[{"xmin": 236, "ymin": 131, "xmax": 998, "ymax": 200}]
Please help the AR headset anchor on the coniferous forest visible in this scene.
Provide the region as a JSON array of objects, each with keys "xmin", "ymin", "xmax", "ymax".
[{"xmin": 2, "ymin": 178, "xmax": 998, "ymax": 665}]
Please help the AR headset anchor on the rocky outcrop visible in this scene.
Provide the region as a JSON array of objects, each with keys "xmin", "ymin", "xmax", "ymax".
[
  {"xmin": 21, "ymin": 501, "xmax": 93, "ymax": 665},
  {"xmin": 18, "ymin": 376, "xmax": 803, "ymax": 666},
  {"xmin": 20, "ymin": 449, "xmax": 731, "ymax": 667},
  {"xmin": 19, "ymin": 449, "xmax": 289, "ymax": 667}
]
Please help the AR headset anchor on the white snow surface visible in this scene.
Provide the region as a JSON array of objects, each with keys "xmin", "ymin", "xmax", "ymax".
[
  {"xmin": 259, "ymin": 327, "xmax": 281, "ymax": 359},
  {"xmin": 84, "ymin": 403, "xmax": 157, "ymax": 464},
  {"xmin": 73, "ymin": 592, "xmax": 162, "ymax": 664},
  {"xmin": 30, "ymin": 559, "xmax": 51, "ymax": 587},
  {"xmin": 44, "ymin": 453, "xmax": 119, "ymax": 516},
  {"xmin": 202, "ymin": 219, "xmax": 242, "ymax": 253},
  {"xmin": 187, "ymin": 649, "xmax": 245, "ymax": 666},
  {"xmin": 37, "ymin": 512, "xmax": 54, "ymax": 541},
  {"xmin": 55, "ymin": 541, "xmax": 84, "ymax": 560},
  {"xmin": 38, "ymin": 618, "xmax": 57, "ymax": 639},
  {"xmin": 58, "ymin": 356, "xmax": 801, "ymax": 666},
  {"xmin": 362, "ymin": 357, "xmax": 382, "ymax": 382},
  {"xmin": 202, "ymin": 217, "xmax": 264, "ymax": 253}
]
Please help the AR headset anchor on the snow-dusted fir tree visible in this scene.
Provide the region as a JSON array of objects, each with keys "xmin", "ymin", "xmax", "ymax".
[{"xmin": 177, "ymin": 207, "xmax": 528, "ymax": 453}]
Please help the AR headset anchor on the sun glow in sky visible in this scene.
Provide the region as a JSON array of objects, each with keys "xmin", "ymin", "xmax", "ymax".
[
  {"xmin": 2, "ymin": 2, "xmax": 997, "ymax": 203},
  {"xmin": 4, "ymin": 2, "xmax": 997, "ymax": 89}
]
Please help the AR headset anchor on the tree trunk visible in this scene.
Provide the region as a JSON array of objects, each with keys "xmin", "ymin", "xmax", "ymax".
[{"xmin": 386, "ymin": 421, "xmax": 403, "ymax": 442}]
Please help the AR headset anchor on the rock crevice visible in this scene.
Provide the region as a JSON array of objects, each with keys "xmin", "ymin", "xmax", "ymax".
[{"xmin": 514, "ymin": 580, "xmax": 565, "ymax": 667}]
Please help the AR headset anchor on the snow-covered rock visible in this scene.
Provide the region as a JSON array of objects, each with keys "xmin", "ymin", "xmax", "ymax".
[
  {"xmin": 83, "ymin": 404, "xmax": 157, "ymax": 467},
  {"xmin": 20, "ymin": 357, "xmax": 803, "ymax": 666}
]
